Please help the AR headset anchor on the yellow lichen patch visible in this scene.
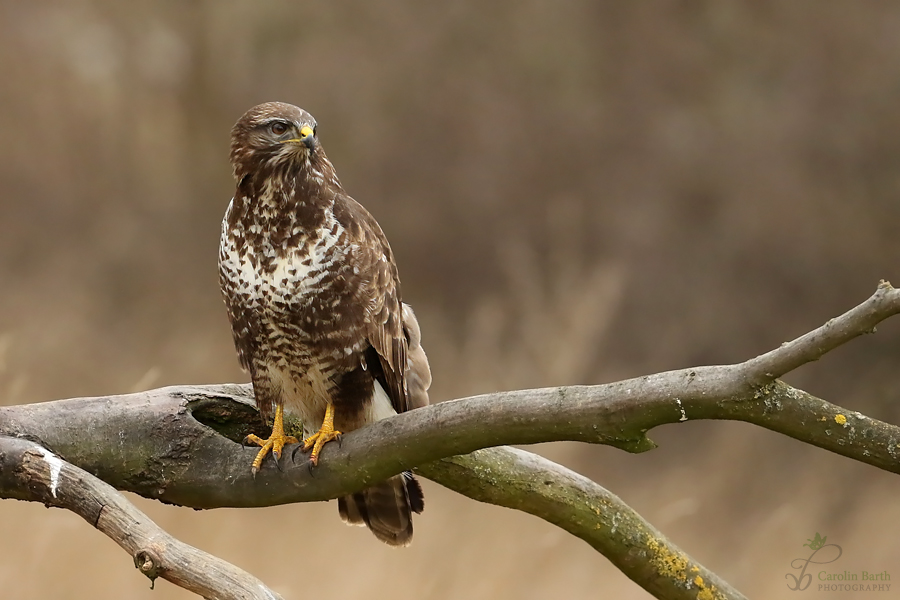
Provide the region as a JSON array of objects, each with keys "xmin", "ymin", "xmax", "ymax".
[
  {"xmin": 647, "ymin": 537, "xmax": 689, "ymax": 581},
  {"xmin": 694, "ymin": 575, "xmax": 722, "ymax": 600},
  {"xmin": 647, "ymin": 538, "xmax": 726, "ymax": 599},
  {"xmin": 697, "ymin": 585, "xmax": 719, "ymax": 600},
  {"xmin": 694, "ymin": 575, "xmax": 724, "ymax": 600},
  {"xmin": 834, "ymin": 414, "xmax": 847, "ymax": 426}
]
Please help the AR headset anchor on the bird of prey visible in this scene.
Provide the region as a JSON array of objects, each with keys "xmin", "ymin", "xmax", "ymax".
[{"xmin": 218, "ymin": 102, "xmax": 431, "ymax": 546}]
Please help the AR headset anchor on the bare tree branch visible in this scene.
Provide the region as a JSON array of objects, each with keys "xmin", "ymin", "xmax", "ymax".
[
  {"xmin": 2, "ymin": 282, "xmax": 899, "ymax": 599},
  {"xmin": 0, "ymin": 435, "xmax": 283, "ymax": 600},
  {"xmin": 419, "ymin": 449, "xmax": 745, "ymax": 600},
  {"xmin": 742, "ymin": 279, "xmax": 900, "ymax": 380}
]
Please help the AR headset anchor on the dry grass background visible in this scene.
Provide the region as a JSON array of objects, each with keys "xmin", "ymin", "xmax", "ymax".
[{"xmin": 2, "ymin": 2, "xmax": 900, "ymax": 598}]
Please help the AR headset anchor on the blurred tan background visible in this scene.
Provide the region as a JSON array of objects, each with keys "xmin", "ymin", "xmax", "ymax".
[{"xmin": 2, "ymin": 2, "xmax": 900, "ymax": 598}]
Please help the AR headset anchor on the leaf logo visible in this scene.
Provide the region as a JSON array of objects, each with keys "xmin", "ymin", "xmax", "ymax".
[
  {"xmin": 803, "ymin": 533, "xmax": 827, "ymax": 551},
  {"xmin": 787, "ymin": 535, "xmax": 842, "ymax": 591}
]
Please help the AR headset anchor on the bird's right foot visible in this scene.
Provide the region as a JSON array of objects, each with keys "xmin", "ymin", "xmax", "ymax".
[{"xmin": 244, "ymin": 404, "xmax": 299, "ymax": 475}]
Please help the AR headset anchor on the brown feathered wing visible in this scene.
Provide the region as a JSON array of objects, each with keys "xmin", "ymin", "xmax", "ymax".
[{"xmin": 333, "ymin": 200, "xmax": 431, "ymax": 545}]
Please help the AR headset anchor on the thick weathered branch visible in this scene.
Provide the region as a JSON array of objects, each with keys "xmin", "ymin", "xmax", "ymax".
[
  {"xmin": 2, "ymin": 282, "xmax": 899, "ymax": 599},
  {"xmin": 3, "ymin": 286, "xmax": 898, "ymax": 506},
  {"xmin": 0, "ymin": 435, "xmax": 282, "ymax": 600}
]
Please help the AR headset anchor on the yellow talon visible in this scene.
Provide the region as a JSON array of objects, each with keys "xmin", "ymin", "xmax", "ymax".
[
  {"xmin": 302, "ymin": 402, "xmax": 342, "ymax": 466},
  {"xmin": 245, "ymin": 404, "xmax": 299, "ymax": 474}
]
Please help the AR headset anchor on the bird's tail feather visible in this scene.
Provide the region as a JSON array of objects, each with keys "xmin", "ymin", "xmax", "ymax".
[{"xmin": 338, "ymin": 471, "xmax": 424, "ymax": 546}]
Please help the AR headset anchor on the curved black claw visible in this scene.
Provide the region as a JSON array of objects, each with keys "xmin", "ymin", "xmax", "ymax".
[
  {"xmin": 272, "ymin": 449, "xmax": 284, "ymax": 472},
  {"xmin": 290, "ymin": 443, "xmax": 305, "ymax": 464}
]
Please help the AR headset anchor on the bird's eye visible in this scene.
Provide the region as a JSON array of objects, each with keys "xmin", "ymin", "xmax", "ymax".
[
  {"xmin": 313, "ymin": 125, "xmax": 317, "ymax": 136},
  {"xmin": 270, "ymin": 122, "xmax": 288, "ymax": 135}
]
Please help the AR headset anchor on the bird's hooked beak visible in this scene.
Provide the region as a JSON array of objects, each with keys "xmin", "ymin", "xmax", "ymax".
[{"xmin": 278, "ymin": 126, "xmax": 315, "ymax": 149}]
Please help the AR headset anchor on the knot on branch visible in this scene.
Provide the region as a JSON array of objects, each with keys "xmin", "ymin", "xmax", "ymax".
[{"xmin": 133, "ymin": 548, "xmax": 162, "ymax": 588}]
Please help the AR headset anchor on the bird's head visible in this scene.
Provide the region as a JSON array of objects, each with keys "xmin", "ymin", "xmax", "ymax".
[{"xmin": 229, "ymin": 102, "xmax": 322, "ymax": 184}]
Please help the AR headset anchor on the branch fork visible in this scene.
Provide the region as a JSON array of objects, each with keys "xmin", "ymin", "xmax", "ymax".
[{"xmin": 2, "ymin": 282, "xmax": 899, "ymax": 599}]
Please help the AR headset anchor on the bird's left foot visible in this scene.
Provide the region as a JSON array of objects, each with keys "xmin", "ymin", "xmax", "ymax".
[
  {"xmin": 302, "ymin": 402, "xmax": 342, "ymax": 466},
  {"xmin": 245, "ymin": 405, "xmax": 299, "ymax": 475}
]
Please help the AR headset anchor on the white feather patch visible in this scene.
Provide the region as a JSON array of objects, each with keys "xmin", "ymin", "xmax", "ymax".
[
  {"xmin": 37, "ymin": 447, "xmax": 63, "ymax": 498},
  {"xmin": 368, "ymin": 380, "xmax": 398, "ymax": 423}
]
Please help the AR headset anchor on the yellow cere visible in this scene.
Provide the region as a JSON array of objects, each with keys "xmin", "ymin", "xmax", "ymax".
[
  {"xmin": 834, "ymin": 414, "xmax": 847, "ymax": 425},
  {"xmin": 300, "ymin": 126, "xmax": 314, "ymax": 138}
]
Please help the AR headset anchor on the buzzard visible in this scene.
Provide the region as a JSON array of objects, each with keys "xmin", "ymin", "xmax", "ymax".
[{"xmin": 219, "ymin": 102, "xmax": 431, "ymax": 546}]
